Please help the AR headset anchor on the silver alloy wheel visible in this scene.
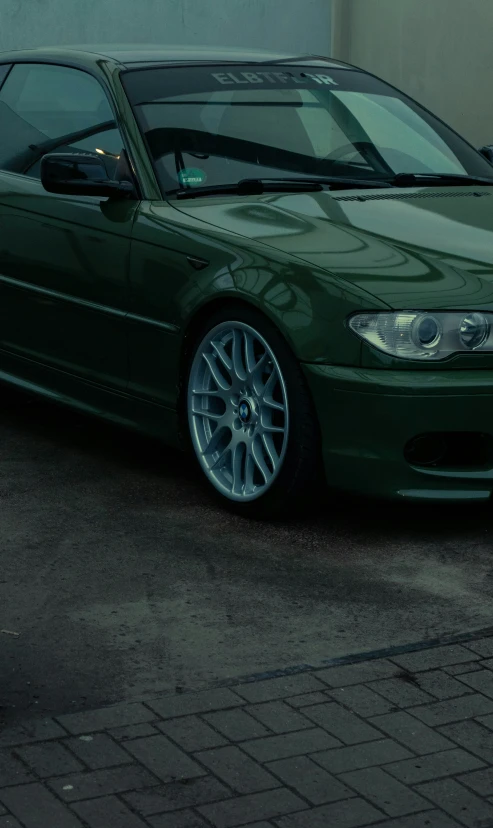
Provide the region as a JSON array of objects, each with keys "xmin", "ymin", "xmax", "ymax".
[{"xmin": 188, "ymin": 321, "xmax": 289, "ymax": 502}]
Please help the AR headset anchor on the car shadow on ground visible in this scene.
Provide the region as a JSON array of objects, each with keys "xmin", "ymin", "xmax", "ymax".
[
  {"xmin": 1, "ymin": 384, "xmax": 490, "ymax": 545},
  {"xmin": 1, "ymin": 385, "xmax": 492, "ymax": 725}
]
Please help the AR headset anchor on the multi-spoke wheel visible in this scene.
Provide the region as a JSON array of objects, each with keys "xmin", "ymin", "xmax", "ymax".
[{"xmin": 186, "ymin": 307, "xmax": 320, "ymax": 516}]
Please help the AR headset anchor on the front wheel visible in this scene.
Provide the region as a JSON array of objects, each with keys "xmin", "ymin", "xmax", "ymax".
[{"xmin": 186, "ymin": 306, "xmax": 321, "ymax": 517}]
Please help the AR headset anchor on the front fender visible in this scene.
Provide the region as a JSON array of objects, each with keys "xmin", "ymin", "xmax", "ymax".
[
  {"xmin": 132, "ymin": 200, "xmax": 388, "ymax": 365},
  {"xmin": 185, "ymin": 243, "xmax": 388, "ymax": 365},
  {"xmin": 128, "ymin": 202, "xmax": 388, "ymax": 412}
]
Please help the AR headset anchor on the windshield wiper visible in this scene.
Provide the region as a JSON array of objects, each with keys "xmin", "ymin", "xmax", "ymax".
[
  {"xmin": 170, "ymin": 176, "xmax": 393, "ymax": 200},
  {"xmin": 388, "ymin": 172, "xmax": 493, "ymax": 188},
  {"xmin": 171, "ymin": 179, "xmax": 322, "ymax": 199}
]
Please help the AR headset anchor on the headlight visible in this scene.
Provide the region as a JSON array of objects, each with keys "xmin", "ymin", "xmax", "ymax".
[
  {"xmin": 459, "ymin": 313, "xmax": 489, "ymax": 350},
  {"xmin": 349, "ymin": 311, "xmax": 492, "ymax": 361}
]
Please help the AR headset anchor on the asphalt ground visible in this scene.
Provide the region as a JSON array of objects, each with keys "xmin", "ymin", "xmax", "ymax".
[{"xmin": 1, "ymin": 384, "xmax": 493, "ymax": 726}]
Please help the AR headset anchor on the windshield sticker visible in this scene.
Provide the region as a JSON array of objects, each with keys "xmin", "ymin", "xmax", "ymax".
[
  {"xmin": 178, "ymin": 168, "xmax": 207, "ymax": 188},
  {"xmin": 211, "ymin": 71, "xmax": 338, "ymax": 87}
]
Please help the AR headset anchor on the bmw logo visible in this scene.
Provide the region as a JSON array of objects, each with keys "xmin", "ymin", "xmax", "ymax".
[{"xmin": 239, "ymin": 401, "xmax": 251, "ymax": 423}]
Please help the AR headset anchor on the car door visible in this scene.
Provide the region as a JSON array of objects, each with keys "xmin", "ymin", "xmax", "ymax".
[{"xmin": 0, "ymin": 61, "xmax": 139, "ymax": 392}]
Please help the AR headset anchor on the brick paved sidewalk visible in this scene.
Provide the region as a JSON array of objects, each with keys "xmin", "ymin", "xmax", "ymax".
[{"xmin": 3, "ymin": 635, "xmax": 493, "ymax": 827}]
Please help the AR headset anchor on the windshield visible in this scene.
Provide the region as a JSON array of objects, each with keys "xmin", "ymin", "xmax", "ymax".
[{"xmin": 122, "ymin": 64, "xmax": 493, "ymax": 195}]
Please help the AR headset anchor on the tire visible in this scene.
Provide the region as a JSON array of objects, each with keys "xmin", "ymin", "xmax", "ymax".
[{"xmin": 185, "ymin": 304, "xmax": 322, "ymax": 518}]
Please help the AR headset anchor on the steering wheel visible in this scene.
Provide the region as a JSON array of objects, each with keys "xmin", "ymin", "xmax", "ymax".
[{"xmin": 324, "ymin": 141, "xmax": 374, "ymax": 163}]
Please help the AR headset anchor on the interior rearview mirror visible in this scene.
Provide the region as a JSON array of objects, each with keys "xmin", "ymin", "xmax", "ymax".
[
  {"xmin": 479, "ymin": 145, "xmax": 493, "ymax": 164},
  {"xmin": 40, "ymin": 153, "xmax": 134, "ymax": 198}
]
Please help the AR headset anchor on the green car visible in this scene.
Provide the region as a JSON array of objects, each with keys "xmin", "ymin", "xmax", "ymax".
[{"xmin": 2, "ymin": 45, "xmax": 493, "ymax": 516}]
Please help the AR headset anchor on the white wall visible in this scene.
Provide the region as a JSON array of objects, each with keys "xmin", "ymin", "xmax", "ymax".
[
  {"xmin": 0, "ymin": 0, "xmax": 331, "ymax": 56},
  {"xmin": 331, "ymin": 0, "xmax": 493, "ymax": 147}
]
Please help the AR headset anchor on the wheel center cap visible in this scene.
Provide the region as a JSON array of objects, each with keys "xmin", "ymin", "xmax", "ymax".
[{"xmin": 239, "ymin": 399, "xmax": 252, "ymax": 424}]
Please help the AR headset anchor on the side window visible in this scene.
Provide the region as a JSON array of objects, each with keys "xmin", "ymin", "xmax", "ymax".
[{"xmin": 0, "ymin": 63, "xmax": 124, "ymax": 178}]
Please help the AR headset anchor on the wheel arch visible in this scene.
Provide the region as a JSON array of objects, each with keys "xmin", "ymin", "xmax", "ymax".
[
  {"xmin": 176, "ymin": 295, "xmax": 305, "ymax": 443},
  {"xmin": 179, "ymin": 296, "xmax": 269, "ymax": 395},
  {"xmin": 177, "ymin": 294, "xmax": 324, "ymax": 513}
]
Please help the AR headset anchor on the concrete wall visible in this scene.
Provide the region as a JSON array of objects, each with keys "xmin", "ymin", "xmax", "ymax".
[
  {"xmin": 331, "ymin": 0, "xmax": 493, "ymax": 148},
  {"xmin": 0, "ymin": 0, "xmax": 331, "ymax": 56}
]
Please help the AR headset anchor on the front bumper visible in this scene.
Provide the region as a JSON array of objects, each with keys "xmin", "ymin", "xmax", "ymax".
[{"xmin": 303, "ymin": 364, "xmax": 493, "ymax": 502}]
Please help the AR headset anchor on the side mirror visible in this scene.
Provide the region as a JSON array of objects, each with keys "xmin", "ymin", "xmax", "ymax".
[
  {"xmin": 479, "ymin": 145, "xmax": 493, "ymax": 164},
  {"xmin": 40, "ymin": 153, "xmax": 134, "ymax": 198}
]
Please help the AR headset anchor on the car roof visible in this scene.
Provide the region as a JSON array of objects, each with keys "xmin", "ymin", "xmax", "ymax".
[{"xmin": 0, "ymin": 44, "xmax": 355, "ymax": 71}]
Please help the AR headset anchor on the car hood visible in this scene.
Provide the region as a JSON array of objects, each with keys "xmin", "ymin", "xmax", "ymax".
[{"xmin": 173, "ymin": 187, "xmax": 493, "ymax": 310}]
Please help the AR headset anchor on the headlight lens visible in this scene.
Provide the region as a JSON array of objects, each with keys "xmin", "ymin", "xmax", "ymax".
[
  {"xmin": 349, "ymin": 311, "xmax": 493, "ymax": 360},
  {"xmin": 459, "ymin": 313, "xmax": 489, "ymax": 350},
  {"xmin": 412, "ymin": 315, "xmax": 442, "ymax": 349}
]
